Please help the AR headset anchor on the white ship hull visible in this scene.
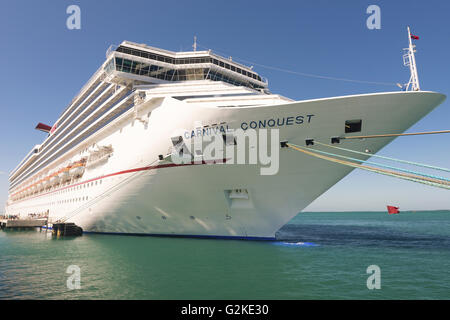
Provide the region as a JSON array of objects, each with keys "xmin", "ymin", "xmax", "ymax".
[{"xmin": 5, "ymin": 90, "xmax": 445, "ymax": 239}]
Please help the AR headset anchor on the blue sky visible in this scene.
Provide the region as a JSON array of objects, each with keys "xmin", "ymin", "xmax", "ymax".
[{"xmin": 0, "ymin": 0, "xmax": 448, "ymax": 211}]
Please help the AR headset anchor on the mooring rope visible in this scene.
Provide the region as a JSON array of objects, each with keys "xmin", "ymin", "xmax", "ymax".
[
  {"xmin": 287, "ymin": 143, "xmax": 450, "ymax": 190},
  {"xmin": 308, "ymin": 145, "xmax": 450, "ymax": 183},
  {"xmin": 314, "ymin": 141, "xmax": 450, "ymax": 173}
]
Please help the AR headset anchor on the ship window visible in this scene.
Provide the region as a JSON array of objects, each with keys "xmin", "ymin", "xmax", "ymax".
[
  {"xmin": 122, "ymin": 60, "xmax": 131, "ymax": 73},
  {"xmin": 345, "ymin": 120, "xmax": 362, "ymax": 133}
]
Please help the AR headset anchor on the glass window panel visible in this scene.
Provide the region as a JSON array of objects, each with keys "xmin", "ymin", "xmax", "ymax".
[
  {"xmin": 122, "ymin": 59, "xmax": 132, "ymax": 73},
  {"xmin": 139, "ymin": 64, "xmax": 149, "ymax": 76},
  {"xmin": 131, "ymin": 61, "xmax": 138, "ymax": 74}
]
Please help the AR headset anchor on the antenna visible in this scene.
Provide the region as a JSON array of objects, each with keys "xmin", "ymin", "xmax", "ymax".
[
  {"xmin": 193, "ymin": 36, "xmax": 197, "ymax": 52},
  {"xmin": 403, "ymin": 26, "xmax": 420, "ymax": 91}
]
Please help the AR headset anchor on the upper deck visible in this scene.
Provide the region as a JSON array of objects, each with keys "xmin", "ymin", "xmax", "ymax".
[
  {"xmin": 7, "ymin": 41, "xmax": 270, "ymax": 190},
  {"xmin": 106, "ymin": 41, "xmax": 268, "ymax": 90}
]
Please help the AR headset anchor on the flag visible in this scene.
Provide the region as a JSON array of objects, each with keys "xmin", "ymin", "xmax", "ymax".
[{"xmin": 411, "ymin": 34, "xmax": 419, "ymax": 40}]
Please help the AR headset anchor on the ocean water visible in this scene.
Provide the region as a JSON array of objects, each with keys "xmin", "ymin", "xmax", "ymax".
[{"xmin": 0, "ymin": 211, "xmax": 449, "ymax": 300}]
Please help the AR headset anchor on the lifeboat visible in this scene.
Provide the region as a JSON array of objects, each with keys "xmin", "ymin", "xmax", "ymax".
[
  {"xmin": 87, "ymin": 145, "xmax": 113, "ymax": 168},
  {"xmin": 58, "ymin": 170, "xmax": 70, "ymax": 181},
  {"xmin": 69, "ymin": 165, "xmax": 85, "ymax": 178},
  {"xmin": 50, "ymin": 175, "xmax": 61, "ymax": 186}
]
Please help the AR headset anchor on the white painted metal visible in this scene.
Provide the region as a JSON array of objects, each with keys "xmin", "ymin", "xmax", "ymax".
[
  {"xmin": 404, "ymin": 26, "xmax": 420, "ymax": 91},
  {"xmin": 4, "ymin": 40, "xmax": 446, "ymax": 239}
]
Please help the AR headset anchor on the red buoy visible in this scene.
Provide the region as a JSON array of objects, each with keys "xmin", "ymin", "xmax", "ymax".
[{"xmin": 387, "ymin": 205, "xmax": 400, "ymax": 214}]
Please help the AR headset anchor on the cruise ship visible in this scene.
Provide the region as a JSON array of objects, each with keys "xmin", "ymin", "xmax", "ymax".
[{"xmin": 4, "ymin": 34, "xmax": 446, "ymax": 239}]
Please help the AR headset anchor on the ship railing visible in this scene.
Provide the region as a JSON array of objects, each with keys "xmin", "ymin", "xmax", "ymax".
[{"xmin": 9, "ymin": 86, "xmax": 129, "ymax": 190}]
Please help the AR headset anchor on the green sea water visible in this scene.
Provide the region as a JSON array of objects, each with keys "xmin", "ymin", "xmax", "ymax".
[{"xmin": 0, "ymin": 211, "xmax": 449, "ymax": 300}]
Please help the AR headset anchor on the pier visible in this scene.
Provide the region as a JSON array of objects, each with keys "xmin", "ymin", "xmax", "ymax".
[{"xmin": 0, "ymin": 218, "xmax": 48, "ymax": 230}]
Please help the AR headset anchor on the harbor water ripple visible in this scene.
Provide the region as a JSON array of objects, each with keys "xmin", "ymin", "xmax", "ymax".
[{"xmin": 0, "ymin": 210, "xmax": 449, "ymax": 299}]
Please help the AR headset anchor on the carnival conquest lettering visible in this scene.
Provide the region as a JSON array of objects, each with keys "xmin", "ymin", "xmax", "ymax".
[
  {"xmin": 241, "ymin": 114, "xmax": 314, "ymax": 130},
  {"xmin": 184, "ymin": 114, "xmax": 315, "ymax": 139}
]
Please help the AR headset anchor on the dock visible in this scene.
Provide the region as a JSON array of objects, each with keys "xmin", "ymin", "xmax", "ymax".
[{"xmin": 0, "ymin": 218, "xmax": 48, "ymax": 229}]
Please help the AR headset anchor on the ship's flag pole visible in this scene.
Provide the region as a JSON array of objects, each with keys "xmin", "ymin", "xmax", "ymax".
[{"xmin": 406, "ymin": 26, "xmax": 420, "ymax": 91}]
